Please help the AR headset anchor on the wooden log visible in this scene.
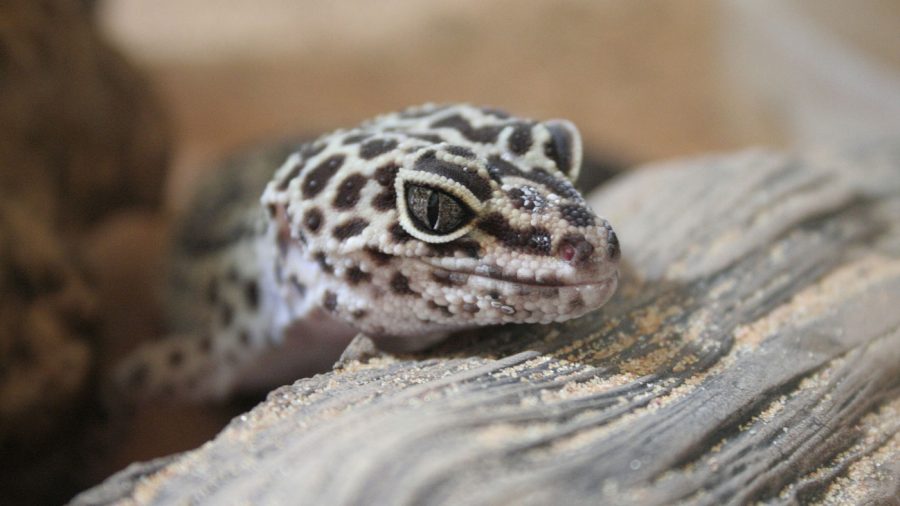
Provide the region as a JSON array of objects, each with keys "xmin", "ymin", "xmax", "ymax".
[{"xmin": 74, "ymin": 142, "xmax": 900, "ymax": 505}]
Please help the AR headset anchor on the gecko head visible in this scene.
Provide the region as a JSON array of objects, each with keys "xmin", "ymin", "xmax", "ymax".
[{"xmin": 263, "ymin": 104, "xmax": 619, "ymax": 338}]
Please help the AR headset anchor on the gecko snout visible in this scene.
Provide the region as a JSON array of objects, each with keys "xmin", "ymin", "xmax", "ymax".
[
  {"xmin": 558, "ymin": 234, "xmax": 595, "ymax": 265},
  {"xmin": 558, "ymin": 226, "xmax": 619, "ymax": 267}
]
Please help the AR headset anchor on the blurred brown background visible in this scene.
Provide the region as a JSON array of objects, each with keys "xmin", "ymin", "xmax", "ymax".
[{"xmin": 97, "ymin": 0, "xmax": 900, "ymax": 209}]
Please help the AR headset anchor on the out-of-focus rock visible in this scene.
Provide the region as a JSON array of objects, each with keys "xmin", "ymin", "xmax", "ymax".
[
  {"xmin": 0, "ymin": 0, "xmax": 169, "ymax": 229},
  {"xmin": 0, "ymin": 0, "xmax": 171, "ymax": 503}
]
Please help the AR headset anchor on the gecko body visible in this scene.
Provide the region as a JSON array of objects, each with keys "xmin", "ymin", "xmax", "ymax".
[{"xmin": 117, "ymin": 104, "xmax": 620, "ymax": 399}]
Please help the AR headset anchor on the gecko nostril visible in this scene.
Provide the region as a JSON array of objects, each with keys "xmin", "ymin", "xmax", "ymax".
[
  {"xmin": 607, "ymin": 230, "xmax": 620, "ymax": 262},
  {"xmin": 559, "ymin": 234, "xmax": 594, "ymax": 264}
]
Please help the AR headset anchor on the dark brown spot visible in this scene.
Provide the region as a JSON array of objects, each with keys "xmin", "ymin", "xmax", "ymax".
[
  {"xmin": 352, "ymin": 309, "xmax": 368, "ymax": 320},
  {"xmin": 345, "ymin": 265, "xmax": 371, "ymax": 285},
  {"xmin": 372, "ymin": 188, "xmax": 396, "ymax": 210},
  {"xmin": 220, "ymin": 303, "xmax": 234, "ymax": 327},
  {"xmin": 446, "ymin": 145, "xmax": 475, "ymax": 158},
  {"xmin": 374, "ymin": 163, "xmax": 400, "ymax": 186},
  {"xmin": 545, "ymin": 122, "xmax": 577, "ymax": 176},
  {"xmin": 477, "ymin": 213, "xmax": 553, "ymax": 255},
  {"xmin": 266, "ymin": 203, "xmax": 278, "ymax": 218},
  {"xmin": 168, "ymin": 349, "xmax": 184, "ymax": 367},
  {"xmin": 508, "ymin": 186, "xmax": 547, "ymax": 211},
  {"xmin": 314, "ymin": 251, "xmax": 333, "ymax": 274},
  {"xmin": 243, "ymin": 280, "xmax": 259, "ymax": 309},
  {"xmin": 390, "ymin": 272, "xmax": 415, "ymax": 295},
  {"xmin": 560, "ymin": 204, "xmax": 595, "ymax": 227},
  {"xmin": 508, "ymin": 187, "xmax": 524, "ymax": 208},
  {"xmin": 507, "ymin": 123, "xmax": 533, "ymax": 155},
  {"xmin": 487, "ymin": 156, "xmax": 581, "ymax": 200},
  {"xmin": 360, "ymin": 138, "xmax": 399, "ymax": 159},
  {"xmin": 486, "ymin": 155, "xmax": 523, "ymax": 183},
  {"xmin": 332, "ymin": 173, "xmax": 368, "ymax": 209},
  {"xmin": 528, "ymin": 168, "xmax": 581, "ymax": 200},
  {"xmin": 390, "ymin": 222, "xmax": 413, "ymax": 243},
  {"xmin": 206, "ymin": 278, "xmax": 219, "ymax": 304},
  {"xmin": 302, "ymin": 154, "xmax": 345, "ymax": 198},
  {"xmin": 415, "ymin": 151, "xmax": 493, "ymax": 201},
  {"xmin": 431, "ymin": 114, "xmax": 502, "ymax": 143},
  {"xmin": 303, "ymin": 207, "xmax": 324, "ymax": 233},
  {"xmin": 364, "ymin": 247, "xmax": 393, "ymax": 265},
  {"xmin": 332, "ymin": 218, "xmax": 369, "ymax": 239},
  {"xmin": 199, "ymin": 336, "xmax": 213, "ymax": 353},
  {"xmin": 277, "ymin": 162, "xmax": 304, "ymax": 190},
  {"xmin": 323, "ymin": 291, "xmax": 338, "ymax": 312},
  {"xmin": 529, "ymin": 231, "xmax": 552, "ymax": 254},
  {"xmin": 239, "ymin": 330, "xmax": 251, "ymax": 346},
  {"xmin": 569, "ymin": 295, "xmax": 585, "ymax": 311},
  {"xmin": 462, "ymin": 303, "xmax": 480, "ymax": 313},
  {"xmin": 275, "ymin": 143, "xmax": 326, "ymax": 190},
  {"xmin": 409, "ymin": 133, "xmax": 445, "ymax": 144}
]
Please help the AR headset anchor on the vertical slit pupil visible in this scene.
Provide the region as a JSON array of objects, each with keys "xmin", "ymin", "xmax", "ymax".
[{"xmin": 427, "ymin": 190, "xmax": 440, "ymax": 229}]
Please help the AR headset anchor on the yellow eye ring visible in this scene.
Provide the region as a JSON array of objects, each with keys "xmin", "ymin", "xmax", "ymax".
[{"xmin": 394, "ymin": 169, "xmax": 482, "ymax": 243}]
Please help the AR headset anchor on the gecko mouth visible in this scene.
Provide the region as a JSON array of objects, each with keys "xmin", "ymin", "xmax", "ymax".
[
  {"xmin": 411, "ymin": 257, "xmax": 620, "ymax": 321},
  {"xmin": 423, "ymin": 259, "xmax": 619, "ymax": 321},
  {"xmin": 464, "ymin": 265, "xmax": 616, "ymax": 289},
  {"xmin": 416, "ymin": 257, "xmax": 619, "ymax": 290}
]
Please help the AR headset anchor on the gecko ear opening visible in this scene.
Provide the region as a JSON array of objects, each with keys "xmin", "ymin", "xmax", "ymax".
[{"xmin": 543, "ymin": 119, "xmax": 583, "ymax": 182}]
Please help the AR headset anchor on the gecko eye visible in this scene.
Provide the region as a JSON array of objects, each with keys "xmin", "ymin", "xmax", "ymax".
[{"xmin": 405, "ymin": 184, "xmax": 473, "ymax": 236}]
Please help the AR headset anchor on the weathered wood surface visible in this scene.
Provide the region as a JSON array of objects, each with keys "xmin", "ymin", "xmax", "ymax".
[{"xmin": 75, "ymin": 142, "xmax": 900, "ymax": 505}]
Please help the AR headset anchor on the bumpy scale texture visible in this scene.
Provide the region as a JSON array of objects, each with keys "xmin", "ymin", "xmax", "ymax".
[{"xmin": 116, "ymin": 104, "xmax": 620, "ymax": 400}]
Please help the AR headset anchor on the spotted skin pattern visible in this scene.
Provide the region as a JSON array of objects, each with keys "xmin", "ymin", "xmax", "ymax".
[{"xmin": 115, "ymin": 104, "xmax": 620, "ymax": 400}]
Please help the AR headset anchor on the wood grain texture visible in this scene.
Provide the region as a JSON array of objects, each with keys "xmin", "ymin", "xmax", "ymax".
[{"xmin": 74, "ymin": 142, "xmax": 900, "ymax": 505}]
